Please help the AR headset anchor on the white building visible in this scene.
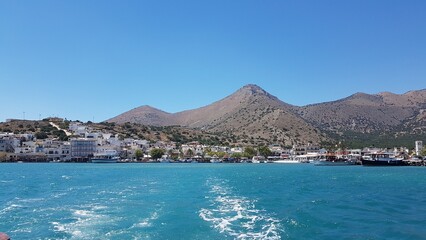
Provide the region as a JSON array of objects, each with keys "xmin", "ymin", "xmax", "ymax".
[
  {"xmin": 0, "ymin": 138, "xmax": 16, "ymax": 152},
  {"xmin": 69, "ymin": 123, "xmax": 89, "ymax": 136},
  {"xmin": 42, "ymin": 140, "xmax": 71, "ymax": 161},
  {"xmin": 230, "ymin": 147, "xmax": 243, "ymax": 154},
  {"xmin": 415, "ymin": 141, "xmax": 423, "ymax": 156},
  {"xmin": 269, "ymin": 144, "xmax": 283, "ymax": 156}
]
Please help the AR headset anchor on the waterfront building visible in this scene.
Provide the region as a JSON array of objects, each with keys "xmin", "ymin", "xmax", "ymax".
[
  {"xmin": 14, "ymin": 141, "xmax": 36, "ymax": 154},
  {"xmin": 70, "ymin": 138, "xmax": 97, "ymax": 160},
  {"xmin": 306, "ymin": 144, "xmax": 320, "ymax": 154},
  {"xmin": 415, "ymin": 141, "xmax": 423, "ymax": 156},
  {"xmin": 292, "ymin": 145, "xmax": 305, "ymax": 155},
  {"xmin": 269, "ymin": 144, "xmax": 283, "ymax": 156},
  {"xmin": 42, "ymin": 140, "xmax": 71, "ymax": 161},
  {"xmin": 292, "ymin": 144, "xmax": 319, "ymax": 155},
  {"xmin": 0, "ymin": 138, "xmax": 16, "ymax": 153},
  {"xmin": 60, "ymin": 142, "xmax": 71, "ymax": 161}
]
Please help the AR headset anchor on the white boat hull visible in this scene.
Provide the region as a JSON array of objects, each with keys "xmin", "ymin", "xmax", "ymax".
[{"xmin": 273, "ymin": 160, "xmax": 300, "ymax": 164}]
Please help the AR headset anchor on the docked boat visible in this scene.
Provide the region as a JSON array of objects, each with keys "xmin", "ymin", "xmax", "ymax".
[
  {"xmin": 361, "ymin": 153, "xmax": 405, "ymax": 166},
  {"xmin": 91, "ymin": 150, "xmax": 120, "ymax": 163},
  {"xmin": 210, "ymin": 157, "xmax": 221, "ymax": 163},
  {"xmin": 293, "ymin": 153, "xmax": 320, "ymax": 163},
  {"xmin": 313, "ymin": 154, "xmax": 356, "ymax": 166},
  {"xmin": 159, "ymin": 158, "xmax": 175, "ymax": 163},
  {"xmin": 273, "ymin": 159, "xmax": 300, "ymax": 164},
  {"xmin": 252, "ymin": 156, "xmax": 265, "ymax": 163}
]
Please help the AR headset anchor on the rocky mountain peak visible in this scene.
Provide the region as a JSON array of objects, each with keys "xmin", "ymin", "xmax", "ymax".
[
  {"xmin": 136, "ymin": 105, "xmax": 166, "ymax": 112},
  {"xmin": 232, "ymin": 84, "xmax": 280, "ymax": 103},
  {"xmin": 238, "ymin": 84, "xmax": 268, "ymax": 95}
]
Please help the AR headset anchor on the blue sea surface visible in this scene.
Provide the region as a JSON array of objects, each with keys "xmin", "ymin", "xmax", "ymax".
[{"xmin": 1, "ymin": 163, "xmax": 426, "ymax": 239}]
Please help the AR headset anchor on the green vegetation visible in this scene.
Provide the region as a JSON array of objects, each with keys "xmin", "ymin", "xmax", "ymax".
[
  {"xmin": 150, "ymin": 148, "xmax": 165, "ymax": 160},
  {"xmin": 421, "ymin": 148, "xmax": 426, "ymax": 157},
  {"xmin": 185, "ymin": 149, "xmax": 194, "ymax": 157},
  {"xmin": 135, "ymin": 149, "xmax": 143, "ymax": 160},
  {"xmin": 35, "ymin": 132, "xmax": 48, "ymax": 139},
  {"xmin": 58, "ymin": 120, "xmax": 70, "ymax": 130},
  {"xmin": 205, "ymin": 150, "xmax": 226, "ymax": 158},
  {"xmin": 258, "ymin": 145, "xmax": 272, "ymax": 158},
  {"xmin": 326, "ymin": 130, "xmax": 426, "ymax": 149},
  {"xmin": 231, "ymin": 152, "xmax": 242, "ymax": 159},
  {"xmin": 243, "ymin": 147, "xmax": 256, "ymax": 159},
  {"xmin": 53, "ymin": 130, "xmax": 68, "ymax": 141}
]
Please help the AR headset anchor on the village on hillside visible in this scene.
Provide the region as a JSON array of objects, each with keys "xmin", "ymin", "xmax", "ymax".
[{"xmin": 0, "ymin": 118, "xmax": 424, "ymax": 165}]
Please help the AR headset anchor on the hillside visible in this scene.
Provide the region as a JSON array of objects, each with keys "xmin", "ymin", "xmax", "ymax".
[
  {"xmin": 298, "ymin": 89, "xmax": 426, "ymax": 134},
  {"xmin": 0, "ymin": 120, "xmax": 244, "ymax": 146}
]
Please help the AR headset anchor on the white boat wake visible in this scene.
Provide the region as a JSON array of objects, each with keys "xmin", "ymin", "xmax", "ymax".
[{"xmin": 199, "ymin": 178, "xmax": 283, "ymax": 240}]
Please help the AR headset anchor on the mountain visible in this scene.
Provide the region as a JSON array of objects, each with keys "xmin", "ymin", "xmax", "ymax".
[
  {"xmin": 298, "ymin": 89, "xmax": 426, "ymax": 135},
  {"xmin": 107, "ymin": 84, "xmax": 325, "ymax": 145},
  {"xmin": 174, "ymin": 84, "xmax": 324, "ymax": 145},
  {"xmin": 107, "ymin": 85, "xmax": 426, "ymax": 147},
  {"xmin": 107, "ymin": 105, "xmax": 176, "ymax": 126}
]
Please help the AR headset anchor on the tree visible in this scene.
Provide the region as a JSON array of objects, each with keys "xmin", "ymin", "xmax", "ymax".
[
  {"xmin": 243, "ymin": 147, "xmax": 256, "ymax": 159},
  {"xmin": 216, "ymin": 151, "xmax": 226, "ymax": 158},
  {"xmin": 135, "ymin": 149, "xmax": 143, "ymax": 160},
  {"xmin": 53, "ymin": 130, "xmax": 68, "ymax": 141},
  {"xmin": 185, "ymin": 149, "xmax": 194, "ymax": 157},
  {"xmin": 150, "ymin": 148, "xmax": 165, "ymax": 160},
  {"xmin": 35, "ymin": 132, "xmax": 48, "ymax": 139},
  {"xmin": 258, "ymin": 146, "xmax": 272, "ymax": 158},
  {"xmin": 421, "ymin": 147, "xmax": 426, "ymax": 157}
]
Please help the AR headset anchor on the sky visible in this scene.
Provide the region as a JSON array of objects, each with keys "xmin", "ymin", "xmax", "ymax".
[{"xmin": 1, "ymin": 0, "xmax": 425, "ymax": 122}]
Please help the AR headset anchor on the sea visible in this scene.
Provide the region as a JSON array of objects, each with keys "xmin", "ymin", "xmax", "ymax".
[{"xmin": 1, "ymin": 163, "xmax": 425, "ymax": 240}]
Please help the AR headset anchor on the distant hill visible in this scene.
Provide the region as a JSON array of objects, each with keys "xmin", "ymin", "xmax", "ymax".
[
  {"xmin": 107, "ymin": 105, "xmax": 175, "ymax": 126},
  {"xmin": 298, "ymin": 89, "xmax": 426, "ymax": 134}
]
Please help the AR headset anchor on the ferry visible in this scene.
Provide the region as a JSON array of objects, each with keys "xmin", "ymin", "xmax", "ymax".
[
  {"xmin": 361, "ymin": 153, "xmax": 405, "ymax": 166},
  {"xmin": 91, "ymin": 150, "xmax": 120, "ymax": 163}
]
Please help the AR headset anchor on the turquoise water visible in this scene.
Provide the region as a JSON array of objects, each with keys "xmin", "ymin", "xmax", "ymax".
[{"xmin": 1, "ymin": 163, "xmax": 426, "ymax": 240}]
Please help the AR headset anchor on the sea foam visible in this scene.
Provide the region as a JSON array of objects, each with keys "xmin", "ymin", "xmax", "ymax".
[{"xmin": 199, "ymin": 178, "xmax": 283, "ymax": 240}]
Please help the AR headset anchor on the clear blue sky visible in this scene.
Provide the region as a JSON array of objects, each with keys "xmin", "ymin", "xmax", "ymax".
[{"xmin": 1, "ymin": 0, "xmax": 425, "ymax": 122}]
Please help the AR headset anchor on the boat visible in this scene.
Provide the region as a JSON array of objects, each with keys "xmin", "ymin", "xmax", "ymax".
[
  {"xmin": 313, "ymin": 154, "xmax": 356, "ymax": 166},
  {"xmin": 91, "ymin": 150, "xmax": 120, "ymax": 163},
  {"xmin": 273, "ymin": 159, "xmax": 300, "ymax": 164},
  {"xmin": 159, "ymin": 158, "xmax": 173, "ymax": 163},
  {"xmin": 210, "ymin": 157, "xmax": 221, "ymax": 163},
  {"xmin": 252, "ymin": 156, "xmax": 265, "ymax": 163},
  {"xmin": 293, "ymin": 153, "xmax": 320, "ymax": 163},
  {"xmin": 361, "ymin": 153, "xmax": 405, "ymax": 166}
]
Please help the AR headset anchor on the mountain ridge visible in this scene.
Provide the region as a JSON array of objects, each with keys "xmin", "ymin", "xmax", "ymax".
[{"xmin": 107, "ymin": 85, "xmax": 426, "ymax": 145}]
